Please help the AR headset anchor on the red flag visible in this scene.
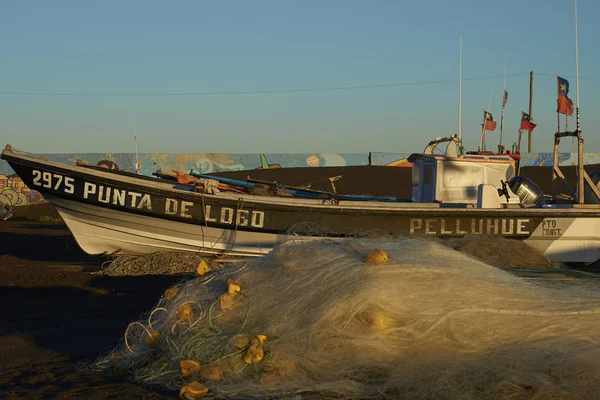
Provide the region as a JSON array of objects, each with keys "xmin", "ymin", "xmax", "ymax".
[
  {"xmin": 557, "ymin": 76, "xmax": 574, "ymax": 116},
  {"xmin": 484, "ymin": 111, "xmax": 497, "ymax": 131},
  {"xmin": 520, "ymin": 112, "xmax": 537, "ymax": 131}
]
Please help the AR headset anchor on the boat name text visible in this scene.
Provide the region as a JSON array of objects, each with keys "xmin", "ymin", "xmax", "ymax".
[
  {"xmin": 32, "ymin": 170, "xmax": 75, "ymax": 194},
  {"xmin": 409, "ymin": 217, "xmax": 530, "ymax": 236},
  {"xmin": 164, "ymin": 198, "xmax": 265, "ymax": 228},
  {"xmin": 32, "ymin": 170, "xmax": 265, "ymax": 228}
]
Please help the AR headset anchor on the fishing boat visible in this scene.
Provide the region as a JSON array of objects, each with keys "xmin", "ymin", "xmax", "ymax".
[
  {"xmin": 2, "ymin": 1, "xmax": 593, "ymax": 264},
  {"xmin": 3, "ymin": 125, "xmax": 600, "ymax": 265}
]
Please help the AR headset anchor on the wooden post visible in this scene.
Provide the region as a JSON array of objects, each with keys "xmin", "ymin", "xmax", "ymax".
[
  {"xmin": 558, "ymin": 112, "xmax": 560, "ymax": 135},
  {"xmin": 552, "ymin": 136, "xmax": 559, "ymax": 202},
  {"xmin": 479, "ymin": 110, "xmax": 486, "ymax": 151},
  {"xmin": 528, "ymin": 71, "xmax": 533, "ymax": 152}
]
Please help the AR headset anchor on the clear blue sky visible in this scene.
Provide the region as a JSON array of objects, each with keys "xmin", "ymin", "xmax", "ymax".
[{"xmin": 1, "ymin": 0, "xmax": 599, "ymax": 154}]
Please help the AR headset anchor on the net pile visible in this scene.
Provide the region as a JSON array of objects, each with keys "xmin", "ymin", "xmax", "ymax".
[
  {"xmin": 445, "ymin": 235, "xmax": 557, "ymax": 270},
  {"xmin": 90, "ymin": 237, "xmax": 600, "ymax": 399}
]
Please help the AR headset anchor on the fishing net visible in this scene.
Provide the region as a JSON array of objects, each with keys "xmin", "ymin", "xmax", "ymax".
[
  {"xmin": 445, "ymin": 235, "xmax": 557, "ymax": 270},
  {"xmin": 99, "ymin": 252, "xmax": 209, "ymax": 276},
  {"xmin": 88, "ymin": 235, "xmax": 600, "ymax": 399}
]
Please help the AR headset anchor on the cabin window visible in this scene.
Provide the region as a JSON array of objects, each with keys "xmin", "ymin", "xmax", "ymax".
[
  {"xmin": 424, "ymin": 166, "xmax": 433, "ymax": 184},
  {"xmin": 506, "ymin": 165, "xmax": 515, "ymax": 180},
  {"xmin": 442, "ymin": 164, "xmax": 483, "ymax": 187},
  {"xmin": 412, "ymin": 165, "xmax": 420, "ymax": 183}
]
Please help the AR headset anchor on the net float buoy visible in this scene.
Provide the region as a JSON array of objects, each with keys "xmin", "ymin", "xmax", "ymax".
[
  {"xmin": 179, "ymin": 381, "xmax": 208, "ymax": 399},
  {"xmin": 365, "ymin": 249, "xmax": 389, "ymax": 265},
  {"xmin": 180, "ymin": 359, "xmax": 201, "ymax": 379},
  {"xmin": 196, "ymin": 260, "xmax": 210, "ymax": 277}
]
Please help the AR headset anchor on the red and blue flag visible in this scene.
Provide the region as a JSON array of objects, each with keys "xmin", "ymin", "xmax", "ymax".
[
  {"xmin": 557, "ymin": 76, "xmax": 574, "ymax": 116},
  {"xmin": 484, "ymin": 111, "xmax": 497, "ymax": 131},
  {"xmin": 520, "ymin": 112, "xmax": 537, "ymax": 131}
]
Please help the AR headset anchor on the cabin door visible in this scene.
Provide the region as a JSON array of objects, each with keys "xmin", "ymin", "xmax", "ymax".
[
  {"xmin": 421, "ymin": 162, "xmax": 436, "ymax": 202},
  {"xmin": 412, "ymin": 160, "xmax": 436, "ymax": 202}
]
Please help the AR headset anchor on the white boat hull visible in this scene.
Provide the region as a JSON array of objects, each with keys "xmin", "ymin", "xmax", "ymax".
[
  {"xmin": 48, "ymin": 195, "xmax": 278, "ymax": 259},
  {"xmin": 48, "ymin": 194, "xmax": 600, "ymax": 265}
]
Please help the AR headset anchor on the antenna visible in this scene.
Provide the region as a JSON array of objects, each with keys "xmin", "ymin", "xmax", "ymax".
[
  {"xmin": 458, "ymin": 36, "xmax": 462, "ymax": 145},
  {"xmin": 574, "ymin": 0, "xmax": 580, "ymax": 123},
  {"xmin": 133, "ymin": 115, "xmax": 140, "ymax": 174},
  {"xmin": 574, "ymin": 0, "xmax": 584, "ymax": 203},
  {"xmin": 499, "ymin": 58, "xmax": 507, "ymax": 152},
  {"xmin": 502, "ymin": 58, "xmax": 507, "ymax": 95},
  {"xmin": 479, "ymin": 71, "xmax": 497, "ymax": 151}
]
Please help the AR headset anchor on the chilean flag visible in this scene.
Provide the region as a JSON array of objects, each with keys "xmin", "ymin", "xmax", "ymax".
[
  {"xmin": 557, "ymin": 76, "xmax": 574, "ymax": 116},
  {"xmin": 484, "ymin": 111, "xmax": 497, "ymax": 131},
  {"xmin": 520, "ymin": 112, "xmax": 537, "ymax": 131}
]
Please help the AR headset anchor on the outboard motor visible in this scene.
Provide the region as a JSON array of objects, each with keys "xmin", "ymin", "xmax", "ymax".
[
  {"xmin": 584, "ymin": 170, "xmax": 600, "ymax": 204},
  {"xmin": 508, "ymin": 176, "xmax": 545, "ymax": 205}
]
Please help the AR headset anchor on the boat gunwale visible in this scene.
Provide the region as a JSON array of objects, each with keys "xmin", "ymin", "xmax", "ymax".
[{"xmin": 4, "ymin": 146, "xmax": 600, "ymax": 217}]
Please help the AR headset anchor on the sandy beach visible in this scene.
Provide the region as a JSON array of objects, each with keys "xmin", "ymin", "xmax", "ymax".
[{"xmin": 0, "ymin": 203, "xmax": 181, "ymax": 399}]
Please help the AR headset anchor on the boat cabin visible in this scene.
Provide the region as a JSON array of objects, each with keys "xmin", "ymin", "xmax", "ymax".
[{"xmin": 409, "ymin": 153, "xmax": 520, "ymax": 207}]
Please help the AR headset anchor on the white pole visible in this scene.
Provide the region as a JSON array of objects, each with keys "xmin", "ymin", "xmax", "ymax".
[
  {"xmin": 486, "ymin": 71, "xmax": 497, "ymax": 112},
  {"xmin": 480, "ymin": 71, "xmax": 497, "ymax": 151},
  {"xmin": 574, "ymin": 0, "xmax": 580, "ymax": 115},
  {"xmin": 502, "ymin": 58, "xmax": 507, "ymax": 95},
  {"xmin": 500, "ymin": 58, "xmax": 507, "ymax": 150},
  {"xmin": 458, "ymin": 36, "xmax": 462, "ymax": 144},
  {"xmin": 133, "ymin": 115, "xmax": 140, "ymax": 173}
]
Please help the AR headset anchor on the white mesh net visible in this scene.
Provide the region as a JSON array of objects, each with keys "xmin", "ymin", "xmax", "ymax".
[{"xmin": 88, "ymin": 236, "xmax": 600, "ymax": 399}]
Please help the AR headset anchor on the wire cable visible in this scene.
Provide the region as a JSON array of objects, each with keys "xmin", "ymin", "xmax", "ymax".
[{"xmin": 0, "ymin": 73, "xmax": 533, "ymax": 97}]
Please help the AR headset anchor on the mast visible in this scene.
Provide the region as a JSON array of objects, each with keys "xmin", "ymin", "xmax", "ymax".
[
  {"xmin": 480, "ymin": 71, "xmax": 497, "ymax": 151},
  {"xmin": 575, "ymin": 0, "xmax": 581, "ymax": 116},
  {"xmin": 575, "ymin": 0, "xmax": 583, "ymax": 203},
  {"xmin": 458, "ymin": 36, "xmax": 462, "ymax": 147},
  {"xmin": 133, "ymin": 115, "xmax": 140, "ymax": 174},
  {"xmin": 528, "ymin": 72, "xmax": 533, "ymax": 152},
  {"xmin": 551, "ymin": 1, "xmax": 586, "ymax": 204},
  {"xmin": 499, "ymin": 58, "xmax": 506, "ymax": 152}
]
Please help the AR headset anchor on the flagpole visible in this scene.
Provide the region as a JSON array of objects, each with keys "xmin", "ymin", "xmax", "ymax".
[
  {"xmin": 480, "ymin": 71, "xmax": 497, "ymax": 151},
  {"xmin": 574, "ymin": 0, "xmax": 583, "ymax": 203},
  {"xmin": 517, "ymin": 112, "xmax": 523, "ymax": 154},
  {"xmin": 133, "ymin": 115, "xmax": 140, "ymax": 174},
  {"xmin": 480, "ymin": 110, "xmax": 486, "ymax": 151},
  {"xmin": 458, "ymin": 36, "xmax": 463, "ymax": 148},
  {"xmin": 528, "ymin": 72, "xmax": 533, "ymax": 152},
  {"xmin": 574, "ymin": 0, "xmax": 581, "ymax": 140},
  {"xmin": 499, "ymin": 58, "xmax": 507, "ymax": 153},
  {"xmin": 556, "ymin": 76, "xmax": 561, "ymax": 134},
  {"xmin": 575, "ymin": 0, "xmax": 580, "ymax": 122}
]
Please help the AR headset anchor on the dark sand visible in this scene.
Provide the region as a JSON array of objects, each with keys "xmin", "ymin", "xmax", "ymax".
[{"xmin": 0, "ymin": 204, "xmax": 178, "ymax": 399}]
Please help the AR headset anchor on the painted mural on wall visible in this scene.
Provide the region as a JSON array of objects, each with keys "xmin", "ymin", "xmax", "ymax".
[
  {"xmin": 3, "ymin": 151, "xmax": 600, "ymax": 206},
  {"xmin": 0, "ymin": 173, "xmax": 45, "ymax": 206}
]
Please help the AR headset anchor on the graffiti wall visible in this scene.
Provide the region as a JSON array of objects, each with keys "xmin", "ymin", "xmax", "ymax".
[
  {"xmin": 2, "ymin": 151, "xmax": 600, "ymax": 207},
  {"xmin": 0, "ymin": 152, "xmax": 379, "ymax": 206}
]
